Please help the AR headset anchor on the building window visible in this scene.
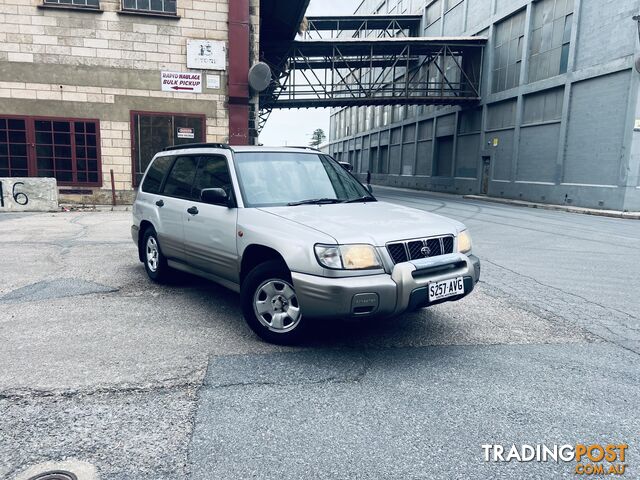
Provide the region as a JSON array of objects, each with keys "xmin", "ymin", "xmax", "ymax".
[
  {"xmin": 486, "ymin": 99, "xmax": 517, "ymax": 131},
  {"xmin": 0, "ymin": 116, "xmax": 102, "ymax": 186},
  {"xmin": 529, "ymin": 0, "xmax": 574, "ymax": 82},
  {"xmin": 0, "ymin": 118, "xmax": 28, "ymax": 178},
  {"xmin": 329, "ymin": 115, "xmax": 337, "ymax": 140},
  {"xmin": 426, "ymin": 0, "xmax": 441, "ymax": 26},
  {"xmin": 522, "ymin": 87, "xmax": 564, "ymax": 125},
  {"xmin": 131, "ymin": 111, "xmax": 205, "ymax": 185},
  {"xmin": 444, "ymin": 0, "xmax": 462, "ymax": 12},
  {"xmin": 458, "ymin": 108, "xmax": 483, "ymax": 134},
  {"xmin": 121, "ymin": 0, "xmax": 176, "ymax": 15},
  {"xmin": 492, "ymin": 10, "xmax": 526, "ymax": 93},
  {"xmin": 42, "ymin": 0, "xmax": 100, "ymax": 9}
]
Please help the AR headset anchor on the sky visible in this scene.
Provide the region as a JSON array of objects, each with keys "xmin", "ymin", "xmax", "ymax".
[{"xmin": 258, "ymin": 0, "xmax": 360, "ymax": 147}]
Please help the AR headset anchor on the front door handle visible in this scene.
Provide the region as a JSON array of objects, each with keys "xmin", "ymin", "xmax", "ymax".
[
  {"xmin": 187, "ymin": 206, "xmax": 199, "ymax": 216},
  {"xmin": 156, "ymin": 199, "xmax": 164, "ymax": 207}
]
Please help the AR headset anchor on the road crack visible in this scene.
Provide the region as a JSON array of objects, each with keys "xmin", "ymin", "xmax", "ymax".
[
  {"xmin": 484, "ymin": 259, "xmax": 640, "ymax": 322},
  {"xmin": 482, "ymin": 260, "xmax": 640, "ymax": 357},
  {"xmin": 0, "ymin": 369, "xmax": 207, "ymax": 401}
]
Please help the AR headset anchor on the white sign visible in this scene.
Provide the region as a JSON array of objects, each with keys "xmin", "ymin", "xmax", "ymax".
[
  {"xmin": 187, "ymin": 40, "xmax": 226, "ymax": 71},
  {"xmin": 635, "ymin": 119, "xmax": 640, "ymax": 131},
  {"xmin": 161, "ymin": 71, "xmax": 202, "ymax": 93},
  {"xmin": 206, "ymin": 74, "xmax": 221, "ymax": 90},
  {"xmin": 177, "ymin": 127, "xmax": 195, "ymax": 139}
]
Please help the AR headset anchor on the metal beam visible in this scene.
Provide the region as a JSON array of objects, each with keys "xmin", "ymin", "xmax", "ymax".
[
  {"xmin": 287, "ymin": 37, "xmax": 487, "ymax": 56},
  {"xmin": 271, "ymin": 97, "xmax": 480, "ymax": 108}
]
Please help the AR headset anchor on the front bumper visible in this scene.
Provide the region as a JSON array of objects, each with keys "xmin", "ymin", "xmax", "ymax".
[{"xmin": 292, "ymin": 253, "xmax": 480, "ymax": 320}]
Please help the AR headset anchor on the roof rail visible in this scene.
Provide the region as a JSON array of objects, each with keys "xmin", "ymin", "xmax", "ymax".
[
  {"xmin": 163, "ymin": 143, "xmax": 231, "ymax": 152},
  {"xmin": 286, "ymin": 146, "xmax": 321, "ymax": 152}
]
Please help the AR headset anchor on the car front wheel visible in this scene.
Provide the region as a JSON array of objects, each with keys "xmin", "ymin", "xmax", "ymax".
[{"xmin": 241, "ymin": 260, "xmax": 307, "ymax": 344}]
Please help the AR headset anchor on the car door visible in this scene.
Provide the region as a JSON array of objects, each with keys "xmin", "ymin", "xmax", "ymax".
[
  {"xmin": 182, "ymin": 154, "xmax": 239, "ymax": 284},
  {"xmin": 157, "ymin": 155, "xmax": 199, "ymax": 262}
]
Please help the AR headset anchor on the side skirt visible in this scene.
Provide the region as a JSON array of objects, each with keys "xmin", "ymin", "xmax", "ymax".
[{"xmin": 167, "ymin": 259, "xmax": 241, "ymax": 293}]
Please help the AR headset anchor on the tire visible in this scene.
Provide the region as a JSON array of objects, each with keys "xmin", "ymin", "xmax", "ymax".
[
  {"xmin": 142, "ymin": 227, "xmax": 170, "ymax": 283},
  {"xmin": 241, "ymin": 260, "xmax": 307, "ymax": 344}
]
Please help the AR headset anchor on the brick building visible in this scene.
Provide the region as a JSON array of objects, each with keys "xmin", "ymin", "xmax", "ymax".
[
  {"xmin": 327, "ymin": 0, "xmax": 640, "ymax": 212},
  {"xmin": 0, "ymin": 0, "xmax": 265, "ymax": 203}
]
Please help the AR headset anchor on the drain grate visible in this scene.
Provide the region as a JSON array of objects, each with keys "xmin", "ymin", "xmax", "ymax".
[{"xmin": 28, "ymin": 471, "xmax": 78, "ymax": 480}]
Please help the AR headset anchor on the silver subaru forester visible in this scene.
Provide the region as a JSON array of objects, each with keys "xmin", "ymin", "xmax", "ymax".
[{"xmin": 132, "ymin": 144, "xmax": 480, "ymax": 344}]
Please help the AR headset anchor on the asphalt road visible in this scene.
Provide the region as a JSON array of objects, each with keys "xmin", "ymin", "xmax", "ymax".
[{"xmin": 0, "ymin": 187, "xmax": 638, "ymax": 479}]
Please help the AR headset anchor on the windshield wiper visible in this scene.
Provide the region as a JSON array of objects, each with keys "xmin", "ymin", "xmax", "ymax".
[
  {"xmin": 344, "ymin": 195, "xmax": 377, "ymax": 203},
  {"xmin": 287, "ymin": 198, "xmax": 344, "ymax": 206}
]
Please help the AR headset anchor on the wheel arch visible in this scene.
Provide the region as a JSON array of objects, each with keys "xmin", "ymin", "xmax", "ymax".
[{"xmin": 240, "ymin": 244, "xmax": 288, "ymax": 285}]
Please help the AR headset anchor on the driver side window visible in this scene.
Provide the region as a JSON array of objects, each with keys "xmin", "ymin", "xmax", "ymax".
[{"xmin": 191, "ymin": 155, "xmax": 233, "ymax": 201}]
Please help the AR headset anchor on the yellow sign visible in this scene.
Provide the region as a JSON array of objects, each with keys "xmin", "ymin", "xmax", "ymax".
[{"xmin": 492, "ymin": 138, "xmax": 499, "ymax": 147}]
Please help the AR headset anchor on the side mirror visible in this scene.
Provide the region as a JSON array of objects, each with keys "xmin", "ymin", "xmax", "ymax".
[
  {"xmin": 367, "ymin": 184, "xmax": 373, "ymax": 194},
  {"xmin": 339, "ymin": 162, "xmax": 353, "ymax": 172},
  {"xmin": 201, "ymin": 188, "xmax": 229, "ymax": 206}
]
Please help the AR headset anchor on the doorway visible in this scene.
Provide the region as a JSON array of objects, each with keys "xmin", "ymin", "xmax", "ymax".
[
  {"xmin": 131, "ymin": 111, "xmax": 205, "ymax": 186},
  {"xmin": 481, "ymin": 156, "xmax": 491, "ymax": 195},
  {"xmin": 369, "ymin": 147, "xmax": 378, "ymax": 174}
]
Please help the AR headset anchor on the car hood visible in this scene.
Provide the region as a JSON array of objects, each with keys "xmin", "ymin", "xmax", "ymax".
[{"xmin": 258, "ymin": 201, "xmax": 464, "ymax": 245}]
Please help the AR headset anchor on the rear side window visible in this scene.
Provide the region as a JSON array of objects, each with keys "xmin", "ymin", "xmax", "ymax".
[
  {"xmin": 141, "ymin": 156, "xmax": 173, "ymax": 194},
  {"xmin": 162, "ymin": 156, "xmax": 198, "ymax": 199},
  {"xmin": 191, "ymin": 155, "xmax": 232, "ymax": 200}
]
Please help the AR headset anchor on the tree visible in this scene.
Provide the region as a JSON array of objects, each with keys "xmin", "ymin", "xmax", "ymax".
[{"xmin": 309, "ymin": 128, "xmax": 326, "ymax": 148}]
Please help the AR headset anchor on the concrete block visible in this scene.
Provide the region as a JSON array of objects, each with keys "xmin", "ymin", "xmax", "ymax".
[
  {"xmin": 0, "ymin": 178, "xmax": 58, "ymax": 212},
  {"xmin": 7, "ymin": 51, "xmax": 33, "ymax": 62},
  {"xmin": 36, "ymin": 90, "xmax": 62, "ymax": 100}
]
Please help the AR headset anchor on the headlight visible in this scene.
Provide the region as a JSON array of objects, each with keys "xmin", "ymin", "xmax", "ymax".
[
  {"xmin": 314, "ymin": 244, "xmax": 382, "ymax": 270},
  {"xmin": 457, "ymin": 230, "xmax": 472, "ymax": 254}
]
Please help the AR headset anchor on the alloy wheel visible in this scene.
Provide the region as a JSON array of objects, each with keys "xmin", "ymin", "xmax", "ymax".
[{"xmin": 253, "ymin": 279, "xmax": 302, "ymax": 333}]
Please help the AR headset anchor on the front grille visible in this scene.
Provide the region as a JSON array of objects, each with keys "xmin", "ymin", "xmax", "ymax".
[
  {"xmin": 387, "ymin": 243, "xmax": 408, "ymax": 264},
  {"xmin": 387, "ymin": 235, "xmax": 455, "ymax": 264}
]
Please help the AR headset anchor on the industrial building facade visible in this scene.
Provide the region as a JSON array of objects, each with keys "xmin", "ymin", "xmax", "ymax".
[
  {"xmin": 0, "ymin": 0, "xmax": 263, "ymax": 204},
  {"xmin": 327, "ymin": 0, "xmax": 640, "ymax": 211}
]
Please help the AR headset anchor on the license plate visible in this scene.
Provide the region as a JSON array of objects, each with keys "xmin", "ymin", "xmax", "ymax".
[{"xmin": 428, "ymin": 277, "xmax": 465, "ymax": 302}]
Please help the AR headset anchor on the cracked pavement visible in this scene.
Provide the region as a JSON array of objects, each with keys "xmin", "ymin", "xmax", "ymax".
[{"xmin": 0, "ymin": 188, "xmax": 639, "ymax": 479}]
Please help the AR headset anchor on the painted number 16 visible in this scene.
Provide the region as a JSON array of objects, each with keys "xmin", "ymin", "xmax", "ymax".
[{"xmin": 0, "ymin": 180, "xmax": 29, "ymax": 207}]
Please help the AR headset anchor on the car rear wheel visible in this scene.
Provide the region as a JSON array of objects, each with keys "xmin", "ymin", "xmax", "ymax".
[
  {"xmin": 241, "ymin": 260, "xmax": 307, "ymax": 344},
  {"xmin": 142, "ymin": 227, "xmax": 169, "ymax": 282}
]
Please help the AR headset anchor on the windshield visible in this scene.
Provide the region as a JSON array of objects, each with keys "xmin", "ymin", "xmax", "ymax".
[{"xmin": 233, "ymin": 152, "xmax": 373, "ymax": 207}]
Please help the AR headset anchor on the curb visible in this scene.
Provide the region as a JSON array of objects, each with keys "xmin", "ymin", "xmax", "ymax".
[
  {"xmin": 59, "ymin": 204, "xmax": 131, "ymax": 212},
  {"xmin": 462, "ymin": 195, "xmax": 640, "ymax": 220},
  {"xmin": 371, "ymin": 185, "xmax": 464, "ymax": 200}
]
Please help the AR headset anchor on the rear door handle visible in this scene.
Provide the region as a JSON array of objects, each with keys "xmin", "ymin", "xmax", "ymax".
[
  {"xmin": 156, "ymin": 199, "xmax": 164, "ymax": 207},
  {"xmin": 187, "ymin": 206, "xmax": 199, "ymax": 216}
]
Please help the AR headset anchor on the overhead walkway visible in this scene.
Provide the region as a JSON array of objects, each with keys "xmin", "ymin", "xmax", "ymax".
[
  {"xmin": 259, "ymin": 12, "xmax": 487, "ymax": 131},
  {"xmin": 303, "ymin": 14, "xmax": 422, "ymax": 39}
]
